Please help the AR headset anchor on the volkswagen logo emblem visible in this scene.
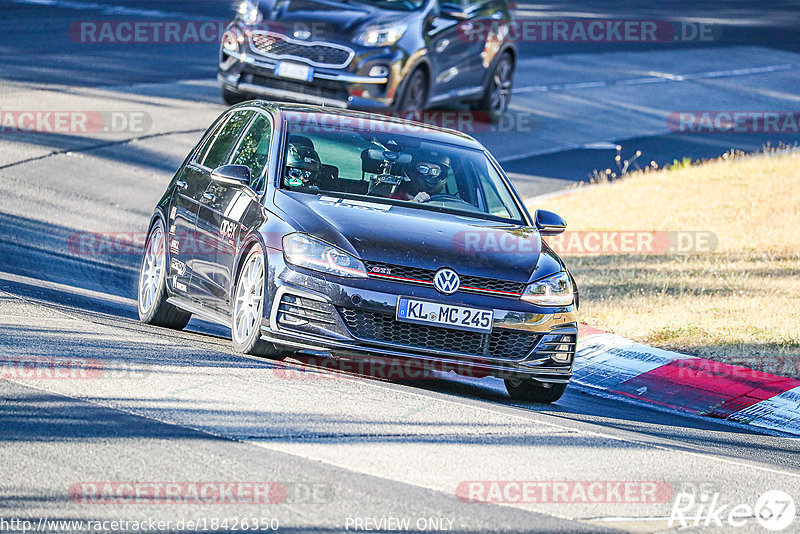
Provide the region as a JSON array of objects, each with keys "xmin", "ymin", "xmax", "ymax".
[
  {"xmin": 293, "ymin": 29, "xmax": 312, "ymax": 40},
  {"xmin": 433, "ymin": 268, "xmax": 460, "ymax": 295}
]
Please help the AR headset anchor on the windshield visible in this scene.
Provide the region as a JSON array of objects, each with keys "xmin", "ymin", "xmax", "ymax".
[{"xmin": 279, "ymin": 120, "xmax": 525, "ymax": 223}]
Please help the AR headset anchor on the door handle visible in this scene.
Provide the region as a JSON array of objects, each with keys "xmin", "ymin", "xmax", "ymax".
[
  {"xmin": 201, "ymin": 192, "xmax": 216, "ymax": 203},
  {"xmin": 175, "ymin": 180, "xmax": 187, "ymax": 190}
]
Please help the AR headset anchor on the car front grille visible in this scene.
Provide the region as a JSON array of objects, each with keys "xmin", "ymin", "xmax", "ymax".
[
  {"xmin": 250, "ymin": 32, "xmax": 354, "ymax": 68},
  {"xmin": 363, "ymin": 261, "xmax": 526, "ymax": 298},
  {"xmin": 338, "ymin": 308, "xmax": 542, "ymax": 360}
]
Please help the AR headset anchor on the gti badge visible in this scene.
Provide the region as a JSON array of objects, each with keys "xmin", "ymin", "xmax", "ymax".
[
  {"xmin": 433, "ymin": 268, "xmax": 460, "ymax": 295},
  {"xmin": 293, "ymin": 28, "xmax": 312, "ymax": 40}
]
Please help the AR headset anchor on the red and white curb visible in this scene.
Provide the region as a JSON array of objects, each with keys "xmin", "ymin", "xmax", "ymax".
[{"xmin": 574, "ymin": 325, "xmax": 800, "ymax": 436}]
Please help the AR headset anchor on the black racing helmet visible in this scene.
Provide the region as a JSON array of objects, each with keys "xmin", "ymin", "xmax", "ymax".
[
  {"xmin": 285, "ymin": 142, "xmax": 321, "ymax": 186},
  {"xmin": 412, "ymin": 151, "xmax": 451, "ymax": 190}
]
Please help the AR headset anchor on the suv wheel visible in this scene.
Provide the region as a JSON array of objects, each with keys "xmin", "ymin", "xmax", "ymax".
[
  {"xmin": 504, "ymin": 378, "xmax": 567, "ymax": 403},
  {"xmin": 222, "ymin": 86, "xmax": 247, "ymax": 106},
  {"xmin": 474, "ymin": 52, "xmax": 514, "ymax": 123},
  {"xmin": 397, "ymin": 68, "xmax": 428, "ymax": 113}
]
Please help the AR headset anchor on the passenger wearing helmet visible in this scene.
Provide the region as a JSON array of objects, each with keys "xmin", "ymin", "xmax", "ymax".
[
  {"xmin": 392, "ymin": 152, "xmax": 451, "ymax": 203},
  {"xmin": 284, "ymin": 142, "xmax": 322, "ymax": 189}
]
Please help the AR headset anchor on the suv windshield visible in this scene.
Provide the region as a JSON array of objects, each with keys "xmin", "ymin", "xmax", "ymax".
[{"xmin": 280, "ymin": 119, "xmax": 525, "ymax": 223}]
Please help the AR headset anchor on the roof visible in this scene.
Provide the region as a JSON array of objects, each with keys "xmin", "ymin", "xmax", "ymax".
[{"xmin": 237, "ymin": 101, "xmax": 485, "ymax": 150}]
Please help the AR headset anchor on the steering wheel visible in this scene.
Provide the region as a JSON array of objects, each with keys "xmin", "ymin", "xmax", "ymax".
[{"xmin": 423, "ymin": 193, "xmax": 473, "ymax": 206}]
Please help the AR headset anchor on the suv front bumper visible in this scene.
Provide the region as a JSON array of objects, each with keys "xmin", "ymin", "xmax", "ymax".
[{"xmin": 219, "ymin": 41, "xmax": 406, "ymax": 110}]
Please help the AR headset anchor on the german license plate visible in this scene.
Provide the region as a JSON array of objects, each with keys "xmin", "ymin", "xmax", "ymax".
[
  {"xmin": 274, "ymin": 61, "xmax": 313, "ymax": 82},
  {"xmin": 396, "ymin": 297, "xmax": 493, "ymax": 333}
]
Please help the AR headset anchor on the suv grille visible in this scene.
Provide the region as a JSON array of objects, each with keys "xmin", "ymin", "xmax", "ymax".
[
  {"xmin": 363, "ymin": 261, "xmax": 526, "ymax": 298},
  {"xmin": 339, "ymin": 308, "xmax": 541, "ymax": 360},
  {"xmin": 250, "ymin": 32, "xmax": 353, "ymax": 68}
]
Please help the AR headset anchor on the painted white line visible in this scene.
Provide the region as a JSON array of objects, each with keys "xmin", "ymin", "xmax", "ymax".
[
  {"xmin": 615, "ymin": 77, "xmax": 669, "ymax": 86},
  {"xmin": 10, "ymin": 0, "xmax": 205, "ymax": 20},
  {"xmin": 515, "ymin": 63, "xmax": 797, "ymax": 93}
]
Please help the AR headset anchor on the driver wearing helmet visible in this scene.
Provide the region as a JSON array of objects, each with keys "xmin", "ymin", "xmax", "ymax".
[
  {"xmin": 284, "ymin": 142, "xmax": 322, "ymax": 189},
  {"xmin": 392, "ymin": 152, "xmax": 451, "ymax": 203}
]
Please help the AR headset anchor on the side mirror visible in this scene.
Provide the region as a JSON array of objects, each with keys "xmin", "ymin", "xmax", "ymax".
[
  {"xmin": 535, "ymin": 209, "xmax": 567, "ymax": 236},
  {"xmin": 439, "ymin": 3, "xmax": 470, "ymax": 20},
  {"xmin": 211, "ymin": 164, "xmax": 251, "ymax": 187}
]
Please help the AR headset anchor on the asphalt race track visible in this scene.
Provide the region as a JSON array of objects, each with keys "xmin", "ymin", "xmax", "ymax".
[{"xmin": 1, "ymin": 0, "xmax": 800, "ymax": 532}]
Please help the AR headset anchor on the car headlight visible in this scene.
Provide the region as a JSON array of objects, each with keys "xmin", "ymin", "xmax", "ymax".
[
  {"xmin": 283, "ymin": 233, "xmax": 368, "ymax": 278},
  {"xmin": 355, "ymin": 23, "xmax": 407, "ymax": 46},
  {"xmin": 521, "ymin": 271, "xmax": 573, "ymax": 306},
  {"xmin": 237, "ymin": 0, "xmax": 262, "ymax": 23}
]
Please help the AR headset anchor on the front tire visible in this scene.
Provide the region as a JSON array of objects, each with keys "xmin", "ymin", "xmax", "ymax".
[
  {"xmin": 138, "ymin": 219, "xmax": 191, "ymax": 329},
  {"xmin": 505, "ymin": 378, "xmax": 567, "ymax": 403},
  {"xmin": 397, "ymin": 68, "xmax": 429, "ymax": 113},
  {"xmin": 231, "ymin": 245, "xmax": 287, "ymax": 360},
  {"xmin": 222, "ymin": 86, "xmax": 247, "ymax": 106}
]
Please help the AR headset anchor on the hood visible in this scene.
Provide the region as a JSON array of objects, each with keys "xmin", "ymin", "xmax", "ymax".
[
  {"xmin": 253, "ymin": 0, "xmax": 408, "ymax": 38},
  {"xmin": 275, "ymin": 191, "xmax": 565, "ymax": 283}
]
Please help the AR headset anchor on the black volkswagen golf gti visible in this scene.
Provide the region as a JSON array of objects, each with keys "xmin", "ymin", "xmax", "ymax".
[{"xmin": 138, "ymin": 102, "xmax": 579, "ymax": 403}]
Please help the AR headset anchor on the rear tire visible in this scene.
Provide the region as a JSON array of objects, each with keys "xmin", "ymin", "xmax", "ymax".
[
  {"xmin": 231, "ymin": 245, "xmax": 288, "ymax": 360},
  {"xmin": 138, "ymin": 219, "xmax": 191, "ymax": 330},
  {"xmin": 505, "ymin": 378, "xmax": 567, "ymax": 403},
  {"xmin": 473, "ymin": 52, "xmax": 514, "ymax": 123},
  {"xmin": 222, "ymin": 86, "xmax": 247, "ymax": 106}
]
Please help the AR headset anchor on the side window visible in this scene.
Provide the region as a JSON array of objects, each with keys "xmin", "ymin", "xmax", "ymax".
[
  {"xmin": 199, "ymin": 110, "xmax": 253, "ymax": 170},
  {"xmin": 230, "ymin": 114, "xmax": 271, "ymax": 193},
  {"xmin": 193, "ymin": 117, "xmax": 226, "ymax": 165}
]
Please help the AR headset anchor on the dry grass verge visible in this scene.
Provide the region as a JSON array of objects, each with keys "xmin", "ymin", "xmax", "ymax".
[{"xmin": 527, "ymin": 150, "xmax": 800, "ymax": 377}]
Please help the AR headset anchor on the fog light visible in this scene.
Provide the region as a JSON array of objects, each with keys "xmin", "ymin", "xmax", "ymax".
[
  {"xmin": 368, "ymin": 66, "xmax": 389, "ymax": 78},
  {"xmin": 278, "ymin": 312, "xmax": 307, "ymax": 327},
  {"xmin": 222, "ymin": 31, "xmax": 239, "ymax": 53},
  {"xmin": 551, "ymin": 352, "xmax": 572, "ymax": 364}
]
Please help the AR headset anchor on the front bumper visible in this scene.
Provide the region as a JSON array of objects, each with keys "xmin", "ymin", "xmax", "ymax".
[
  {"xmin": 262, "ymin": 253, "xmax": 579, "ymax": 384},
  {"xmin": 218, "ymin": 34, "xmax": 405, "ymax": 109}
]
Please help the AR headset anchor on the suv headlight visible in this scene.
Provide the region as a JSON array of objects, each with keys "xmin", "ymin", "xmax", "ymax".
[
  {"xmin": 355, "ymin": 23, "xmax": 407, "ymax": 46},
  {"xmin": 283, "ymin": 233, "xmax": 368, "ymax": 278},
  {"xmin": 521, "ymin": 271, "xmax": 573, "ymax": 306}
]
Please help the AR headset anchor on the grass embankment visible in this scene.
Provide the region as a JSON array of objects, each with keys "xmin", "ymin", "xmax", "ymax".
[{"xmin": 527, "ymin": 150, "xmax": 800, "ymax": 377}]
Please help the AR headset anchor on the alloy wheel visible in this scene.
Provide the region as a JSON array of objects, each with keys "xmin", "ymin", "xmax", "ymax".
[
  {"xmin": 139, "ymin": 226, "xmax": 165, "ymax": 314},
  {"xmin": 233, "ymin": 252, "xmax": 265, "ymax": 344},
  {"xmin": 489, "ymin": 58, "xmax": 513, "ymax": 115}
]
